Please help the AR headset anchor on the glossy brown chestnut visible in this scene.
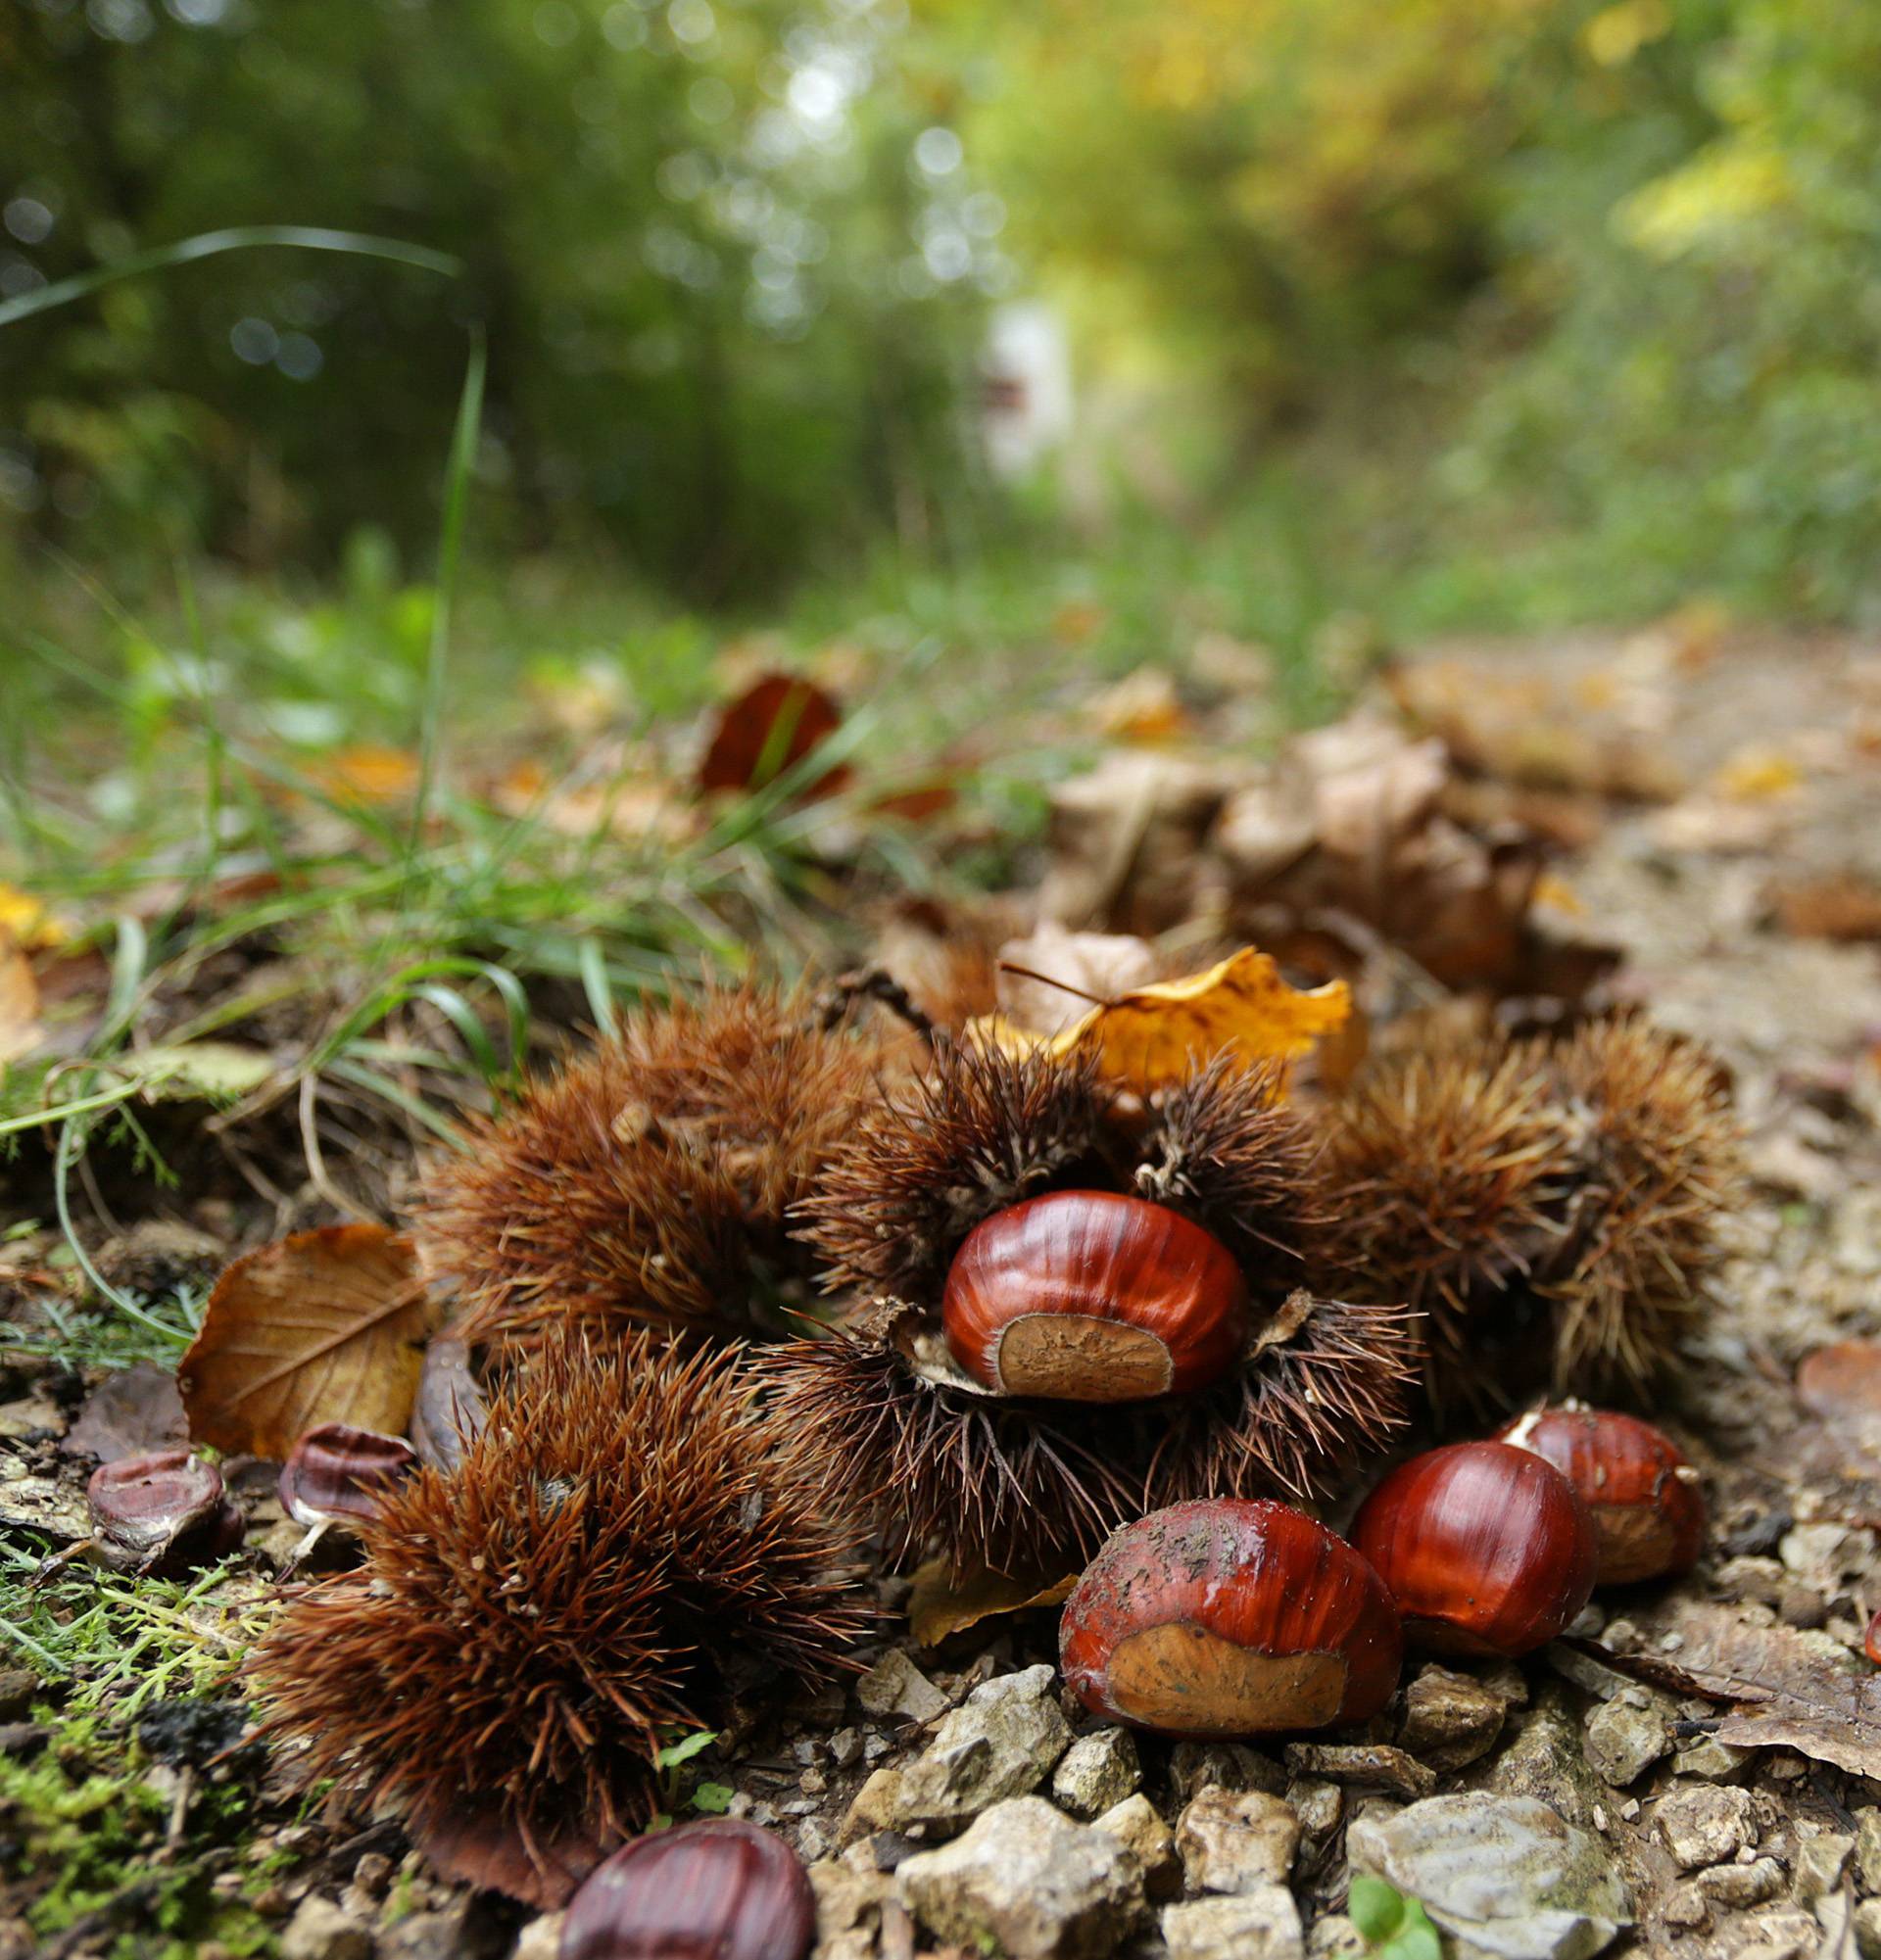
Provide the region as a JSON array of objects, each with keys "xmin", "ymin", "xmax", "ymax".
[
  {"xmin": 1351, "ymin": 1442, "xmax": 1598, "ymax": 1658},
  {"xmin": 278, "ymin": 1424, "xmax": 418, "ymax": 1529},
  {"xmin": 941, "ymin": 1190, "xmax": 1250, "ymax": 1403},
  {"xmin": 560, "ymin": 1817, "xmax": 815, "ymax": 1960},
  {"xmin": 1059, "ymin": 1497, "xmax": 1403, "ymax": 1738},
  {"xmin": 87, "ymin": 1450, "xmax": 244, "ymax": 1574},
  {"xmin": 1496, "ymin": 1406, "xmax": 1705, "ymax": 1585}
]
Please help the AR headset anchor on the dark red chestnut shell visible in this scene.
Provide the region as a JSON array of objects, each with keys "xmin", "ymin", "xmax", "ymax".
[
  {"xmin": 941, "ymin": 1189, "xmax": 1250, "ymax": 1403},
  {"xmin": 1059, "ymin": 1497, "xmax": 1403, "ymax": 1738},
  {"xmin": 278, "ymin": 1424, "xmax": 418, "ymax": 1529},
  {"xmin": 87, "ymin": 1450, "xmax": 244, "ymax": 1574},
  {"xmin": 1496, "ymin": 1406, "xmax": 1705, "ymax": 1585},
  {"xmin": 559, "ymin": 1816, "xmax": 815, "ymax": 1960},
  {"xmin": 1351, "ymin": 1441, "xmax": 1598, "ymax": 1658}
]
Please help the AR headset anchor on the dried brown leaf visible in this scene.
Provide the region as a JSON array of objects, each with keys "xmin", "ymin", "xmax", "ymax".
[
  {"xmin": 907, "ymin": 1555, "xmax": 1077, "ymax": 1648},
  {"xmin": 1594, "ymin": 1599, "xmax": 1881, "ymax": 1780},
  {"xmin": 698, "ymin": 672, "xmax": 849, "ymax": 798},
  {"xmin": 179, "ymin": 1225, "xmax": 439, "ymax": 1459}
]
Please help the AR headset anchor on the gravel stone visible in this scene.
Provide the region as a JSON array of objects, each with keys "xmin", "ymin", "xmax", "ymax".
[
  {"xmin": 889, "ymin": 1664, "xmax": 1074, "ymax": 1830},
  {"xmin": 1161, "ymin": 1887, "xmax": 1305, "ymax": 1960},
  {"xmin": 1398, "ymin": 1664, "xmax": 1506, "ymax": 1769},
  {"xmin": 895, "ymin": 1795, "xmax": 1144, "ymax": 1960},
  {"xmin": 1673, "ymin": 1737, "xmax": 1757, "ymax": 1780},
  {"xmin": 510, "ymin": 1916, "xmax": 563, "ymax": 1960},
  {"xmin": 1857, "ymin": 1809, "xmax": 1881, "ymax": 1894},
  {"xmin": 1855, "ymin": 1898, "xmax": 1881, "ymax": 1960},
  {"xmin": 1696, "ymin": 1858, "xmax": 1786, "ymax": 1908},
  {"xmin": 1657, "ymin": 1786, "xmax": 1758, "ymax": 1871},
  {"xmin": 1350, "ymin": 1791, "xmax": 1629, "ymax": 1960},
  {"xmin": 1485, "ymin": 1691, "xmax": 1605, "ymax": 1832},
  {"xmin": 1175, "ymin": 1788, "xmax": 1299, "ymax": 1893},
  {"xmin": 1792, "ymin": 1829, "xmax": 1853, "ymax": 1905},
  {"xmin": 1168, "ymin": 1742, "xmax": 1286, "ymax": 1805},
  {"xmin": 1583, "ymin": 1698, "xmax": 1671, "ymax": 1788},
  {"xmin": 1093, "ymin": 1793, "xmax": 1180, "ymax": 1899},
  {"xmin": 856, "ymin": 1649, "xmax": 948, "ymax": 1724},
  {"xmin": 1722, "ymin": 1909, "xmax": 1820, "ymax": 1960},
  {"xmin": 1052, "ymin": 1729, "xmax": 1141, "ymax": 1820},
  {"xmin": 1282, "ymin": 1743, "xmax": 1434, "ymax": 1801},
  {"xmin": 279, "ymin": 1896, "xmax": 374, "ymax": 1960}
]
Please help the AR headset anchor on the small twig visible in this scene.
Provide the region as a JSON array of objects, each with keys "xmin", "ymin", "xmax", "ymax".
[
  {"xmin": 993, "ymin": 961, "xmax": 1107, "ymax": 1008},
  {"xmin": 814, "ymin": 967, "xmax": 937, "ymax": 1040}
]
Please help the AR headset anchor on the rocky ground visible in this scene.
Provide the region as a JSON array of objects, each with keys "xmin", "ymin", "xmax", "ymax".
[{"xmin": 12, "ymin": 622, "xmax": 1881, "ymax": 1959}]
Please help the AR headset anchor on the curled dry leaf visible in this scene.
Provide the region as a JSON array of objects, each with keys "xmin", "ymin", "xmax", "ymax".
[
  {"xmin": 906, "ymin": 1555, "xmax": 1078, "ymax": 1648},
  {"xmin": 994, "ymin": 924, "xmax": 1160, "ymax": 1038},
  {"xmin": 179, "ymin": 1225, "xmax": 440, "ymax": 1459},
  {"xmin": 698, "ymin": 672, "xmax": 849, "ymax": 799},
  {"xmin": 1592, "ymin": 1598, "xmax": 1881, "ymax": 1782},
  {"xmin": 968, "ymin": 946, "xmax": 1352, "ymax": 1096}
]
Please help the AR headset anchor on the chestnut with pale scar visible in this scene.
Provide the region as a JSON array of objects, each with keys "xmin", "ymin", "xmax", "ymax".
[
  {"xmin": 942, "ymin": 1188, "xmax": 1251, "ymax": 1402},
  {"xmin": 1059, "ymin": 1497, "xmax": 1402, "ymax": 1738}
]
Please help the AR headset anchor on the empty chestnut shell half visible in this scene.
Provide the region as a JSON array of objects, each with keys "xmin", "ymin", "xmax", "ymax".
[
  {"xmin": 278, "ymin": 1424, "xmax": 418, "ymax": 1529},
  {"xmin": 87, "ymin": 1450, "xmax": 244, "ymax": 1574},
  {"xmin": 941, "ymin": 1189, "xmax": 1250, "ymax": 1403},
  {"xmin": 1059, "ymin": 1497, "xmax": 1403, "ymax": 1738},
  {"xmin": 1496, "ymin": 1406, "xmax": 1705, "ymax": 1585},
  {"xmin": 1351, "ymin": 1441, "xmax": 1598, "ymax": 1658},
  {"xmin": 560, "ymin": 1816, "xmax": 816, "ymax": 1960}
]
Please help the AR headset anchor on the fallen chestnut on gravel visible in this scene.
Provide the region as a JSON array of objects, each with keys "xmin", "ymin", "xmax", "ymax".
[
  {"xmin": 1059, "ymin": 1497, "xmax": 1402, "ymax": 1737},
  {"xmin": 560, "ymin": 1817, "xmax": 815, "ymax": 1960},
  {"xmin": 1351, "ymin": 1441, "xmax": 1597, "ymax": 1658},
  {"xmin": 941, "ymin": 1189, "xmax": 1251, "ymax": 1402},
  {"xmin": 87, "ymin": 1450, "xmax": 245, "ymax": 1575},
  {"xmin": 278, "ymin": 1424, "xmax": 418, "ymax": 1530},
  {"xmin": 1496, "ymin": 1406, "xmax": 1705, "ymax": 1585}
]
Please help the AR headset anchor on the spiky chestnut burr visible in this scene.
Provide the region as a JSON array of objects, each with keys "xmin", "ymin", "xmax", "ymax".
[
  {"xmin": 416, "ymin": 981, "xmax": 894, "ymax": 1348},
  {"xmin": 1317, "ymin": 1016, "xmax": 1739, "ymax": 1408},
  {"xmin": 771, "ymin": 1038, "xmax": 1417, "ymax": 1576},
  {"xmin": 249, "ymin": 1331, "xmax": 871, "ymax": 1903}
]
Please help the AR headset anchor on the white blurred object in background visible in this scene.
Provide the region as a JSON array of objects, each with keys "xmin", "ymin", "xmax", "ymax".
[{"xmin": 981, "ymin": 301, "xmax": 1074, "ymax": 479}]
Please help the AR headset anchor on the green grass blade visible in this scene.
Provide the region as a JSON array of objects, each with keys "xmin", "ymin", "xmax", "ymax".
[{"xmin": 0, "ymin": 224, "xmax": 460, "ymax": 330}]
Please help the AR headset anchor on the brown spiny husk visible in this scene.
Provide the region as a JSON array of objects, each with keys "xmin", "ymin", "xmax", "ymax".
[
  {"xmin": 248, "ymin": 1332, "xmax": 870, "ymax": 1887},
  {"xmin": 801, "ymin": 1037, "xmax": 1321, "ymax": 1307},
  {"xmin": 1319, "ymin": 1014, "xmax": 1740, "ymax": 1407},
  {"xmin": 761, "ymin": 1294, "xmax": 1417, "ymax": 1575},
  {"xmin": 418, "ymin": 982, "xmax": 889, "ymax": 1346},
  {"xmin": 784, "ymin": 1033, "xmax": 1403, "ymax": 1573}
]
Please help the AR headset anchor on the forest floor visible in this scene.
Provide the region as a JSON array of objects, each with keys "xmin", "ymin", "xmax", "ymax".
[{"xmin": 7, "ymin": 618, "xmax": 1881, "ymax": 1959}]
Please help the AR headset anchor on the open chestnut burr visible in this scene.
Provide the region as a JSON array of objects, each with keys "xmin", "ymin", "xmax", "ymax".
[
  {"xmin": 768, "ymin": 1038, "xmax": 1418, "ymax": 1577},
  {"xmin": 1496, "ymin": 1405, "xmax": 1705, "ymax": 1585},
  {"xmin": 1351, "ymin": 1441, "xmax": 1598, "ymax": 1657},
  {"xmin": 1060, "ymin": 1498, "xmax": 1402, "ymax": 1738}
]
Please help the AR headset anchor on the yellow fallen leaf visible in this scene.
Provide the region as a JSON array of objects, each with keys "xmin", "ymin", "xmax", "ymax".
[
  {"xmin": 179, "ymin": 1225, "xmax": 440, "ymax": 1458},
  {"xmin": 0, "ymin": 884, "xmax": 68, "ymax": 950},
  {"xmin": 0, "ymin": 934, "xmax": 43, "ymax": 1065},
  {"xmin": 307, "ymin": 743, "xmax": 422, "ymax": 807},
  {"xmin": 1088, "ymin": 666, "xmax": 1194, "ymax": 744},
  {"xmin": 969, "ymin": 946, "xmax": 1352, "ymax": 1094},
  {"xmin": 1714, "ymin": 745, "xmax": 1803, "ymax": 801}
]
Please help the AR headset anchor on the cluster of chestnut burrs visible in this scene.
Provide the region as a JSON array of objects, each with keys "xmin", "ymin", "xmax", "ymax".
[{"xmin": 240, "ymin": 971, "xmax": 1738, "ymax": 1922}]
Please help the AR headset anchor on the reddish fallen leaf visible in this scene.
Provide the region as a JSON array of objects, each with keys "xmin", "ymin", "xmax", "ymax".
[
  {"xmin": 179, "ymin": 1225, "xmax": 440, "ymax": 1459},
  {"xmin": 411, "ymin": 1800, "xmax": 605, "ymax": 1909},
  {"xmin": 698, "ymin": 673, "xmax": 850, "ymax": 799},
  {"xmin": 61, "ymin": 1363, "xmax": 188, "ymax": 1464}
]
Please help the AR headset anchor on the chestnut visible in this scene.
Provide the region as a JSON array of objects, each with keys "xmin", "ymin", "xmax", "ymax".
[
  {"xmin": 1059, "ymin": 1497, "xmax": 1402, "ymax": 1738},
  {"xmin": 87, "ymin": 1450, "xmax": 244, "ymax": 1575},
  {"xmin": 1496, "ymin": 1406, "xmax": 1705, "ymax": 1585},
  {"xmin": 1351, "ymin": 1442, "xmax": 1597, "ymax": 1658},
  {"xmin": 941, "ymin": 1190, "xmax": 1250, "ymax": 1403},
  {"xmin": 278, "ymin": 1424, "xmax": 418, "ymax": 1530},
  {"xmin": 560, "ymin": 1817, "xmax": 815, "ymax": 1960}
]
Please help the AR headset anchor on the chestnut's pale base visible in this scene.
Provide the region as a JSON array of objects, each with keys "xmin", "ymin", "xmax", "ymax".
[
  {"xmin": 993, "ymin": 1315, "xmax": 1175, "ymax": 1401},
  {"xmin": 1104, "ymin": 1622, "xmax": 1348, "ymax": 1736},
  {"xmin": 1588, "ymin": 1506, "xmax": 1681, "ymax": 1586}
]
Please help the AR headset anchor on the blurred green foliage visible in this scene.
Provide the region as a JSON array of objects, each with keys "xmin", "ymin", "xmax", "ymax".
[
  {"xmin": 0, "ymin": 0, "xmax": 994, "ymax": 598},
  {"xmin": 7, "ymin": 0, "xmax": 1881, "ymax": 618}
]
